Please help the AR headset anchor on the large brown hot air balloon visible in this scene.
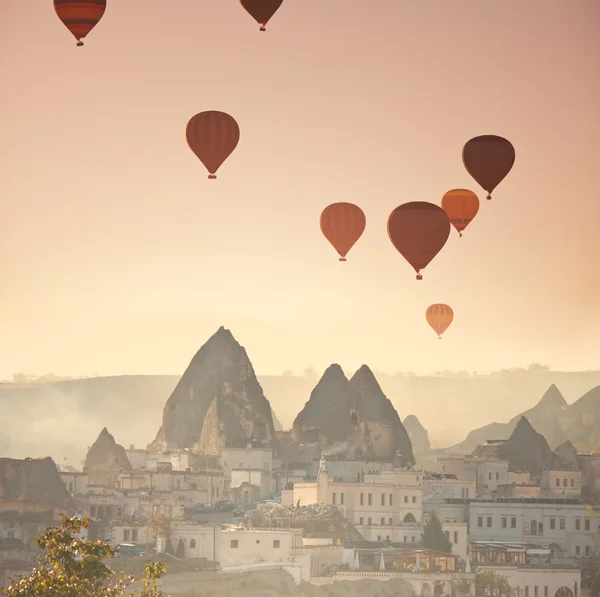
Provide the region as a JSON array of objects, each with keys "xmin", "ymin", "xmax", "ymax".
[
  {"xmin": 387, "ymin": 202, "xmax": 451, "ymax": 280},
  {"xmin": 320, "ymin": 203, "xmax": 366, "ymax": 262},
  {"xmin": 186, "ymin": 111, "xmax": 240, "ymax": 180},
  {"xmin": 462, "ymin": 135, "xmax": 515, "ymax": 200},
  {"xmin": 426, "ymin": 304, "xmax": 454, "ymax": 339},
  {"xmin": 441, "ymin": 189, "xmax": 480, "ymax": 238},
  {"xmin": 54, "ymin": 0, "xmax": 107, "ymax": 47},
  {"xmin": 240, "ymin": 0, "xmax": 284, "ymax": 31}
]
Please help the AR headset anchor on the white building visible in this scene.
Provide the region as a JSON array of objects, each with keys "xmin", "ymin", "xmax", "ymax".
[
  {"xmin": 422, "ymin": 473, "xmax": 475, "ymax": 516},
  {"xmin": 437, "ymin": 455, "xmax": 509, "ymax": 494},
  {"xmin": 541, "ymin": 470, "xmax": 582, "ymax": 498}
]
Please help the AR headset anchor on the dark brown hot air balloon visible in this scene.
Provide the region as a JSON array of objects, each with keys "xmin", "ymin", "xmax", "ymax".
[
  {"xmin": 462, "ymin": 135, "xmax": 515, "ymax": 200},
  {"xmin": 387, "ymin": 202, "xmax": 451, "ymax": 280},
  {"xmin": 54, "ymin": 0, "xmax": 107, "ymax": 47},
  {"xmin": 186, "ymin": 111, "xmax": 240, "ymax": 179},
  {"xmin": 426, "ymin": 304, "xmax": 454, "ymax": 339},
  {"xmin": 441, "ymin": 189, "xmax": 480, "ymax": 237},
  {"xmin": 320, "ymin": 203, "xmax": 366, "ymax": 262},
  {"xmin": 239, "ymin": 0, "xmax": 284, "ymax": 31}
]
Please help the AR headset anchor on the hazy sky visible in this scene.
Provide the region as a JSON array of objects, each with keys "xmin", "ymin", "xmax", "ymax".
[{"xmin": 1, "ymin": 1, "xmax": 599, "ymax": 380}]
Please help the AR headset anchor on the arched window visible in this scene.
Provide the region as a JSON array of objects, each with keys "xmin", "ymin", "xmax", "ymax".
[
  {"xmin": 190, "ymin": 539, "xmax": 196, "ymax": 548},
  {"xmin": 404, "ymin": 513, "xmax": 416, "ymax": 523}
]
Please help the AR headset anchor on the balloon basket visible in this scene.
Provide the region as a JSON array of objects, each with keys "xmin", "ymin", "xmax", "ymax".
[
  {"xmin": 259, "ymin": 26, "xmax": 266, "ymax": 31},
  {"xmin": 208, "ymin": 174, "xmax": 217, "ymax": 179},
  {"xmin": 77, "ymin": 41, "xmax": 84, "ymax": 47},
  {"xmin": 486, "ymin": 194, "xmax": 492, "ymax": 200},
  {"xmin": 339, "ymin": 257, "xmax": 347, "ymax": 262},
  {"xmin": 416, "ymin": 274, "xmax": 423, "ymax": 280}
]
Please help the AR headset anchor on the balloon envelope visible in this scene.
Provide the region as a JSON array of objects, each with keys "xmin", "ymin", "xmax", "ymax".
[
  {"xmin": 320, "ymin": 203, "xmax": 366, "ymax": 262},
  {"xmin": 426, "ymin": 304, "xmax": 454, "ymax": 339},
  {"xmin": 462, "ymin": 135, "xmax": 515, "ymax": 199},
  {"xmin": 239, "ymin": 0, "xmax": 284, "ymax": 30},
  {"xmin": 387, "ymin": 202, "xmax": 451, "ymax": 279},
  {"xmin": 441, "ymin": 189, "xmax": 480, "ymax": 237},
  {"xmin": 54, "ymin": 0, "xmax": 107, "ymax": 46},
  {"xmin": 186, "ymin": 111, "xmax": 240, "ymax": 179}
]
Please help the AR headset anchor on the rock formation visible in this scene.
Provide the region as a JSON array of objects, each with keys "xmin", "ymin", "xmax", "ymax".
[
  {"xmin": 292, "ymin": 364, "xmax": 414, "ymax": 464},
  {"xmin": 148, "ymin": 327, "xmax": 276, "ymax": 454},
  {"xmin": 0, "ymin": 456, "xmax": 75, "ymax": 514},
  {"xmin": 403, "ymin": 415, "xmax": 431, "ymax": 455},
  {"xmin": 84, "ymin": 428, "xmax": 132, "ymax": 488},
  {"xmin": 495, "ymin": 417, "xmax": 560, "ymax": 476},
  {"xmin": 555, "ymin": 440, "xmax": 580, "ymax": 470}
]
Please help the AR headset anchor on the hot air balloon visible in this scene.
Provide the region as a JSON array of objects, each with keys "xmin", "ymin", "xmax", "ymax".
[
  {"xmin": 441, "ymin": 189, "xmax": 480, "ymax": 238},
  {"xmin": 387, "ymin": 202, "xmax": 451, "ymax": 280},
  {"xmin": 320, "ymin": 203, "xmax": 366, "ymax": 262},
  {"xmin": 426, "ymin": 304, "xmax": 454, "ymax": 339},
  {"xmin": 462, "ymin": 135, "xmax": 515, "ymax": 200},
  {"xmin": 54, "ymin": 0, "xmax": 107, "ymax": 47},
  {"xmin": 240, "ymin": 0, "xmax": 284, "ymax": 31},
  {"xmin": 186, "ymin": 111, "xmax": 240, "ymax": 179}
]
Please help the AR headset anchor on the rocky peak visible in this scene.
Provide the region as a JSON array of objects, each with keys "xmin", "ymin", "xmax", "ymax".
[
  {"xmin": 537, "ymin": 384, "xmax": 568, "ymax": 411},
  {"xmin": 84, "ymin": 428, "xmax": 132, "ymax": 488},
  {"xmin": 148, "ymin": 327, "xmax": 276, "ymax": 454},
  {"xmin": 555, "ymin": 440, "xmax": 580, "ymax": 470},
  {"xmin": 403, "ymin": 415, "xmax": 431, "ymax": 455}
]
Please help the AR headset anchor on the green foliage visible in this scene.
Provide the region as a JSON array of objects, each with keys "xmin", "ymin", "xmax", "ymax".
[
  {"xmin": 421, "ymin": 513, "xmax": 452, "ymax": 554},
  {"xmin": 476, "ymin": 570, "xmax": 515, "ymax": 597},
  {"xmin": 148, "ymin": 514, "xmax": 171, "ymax": 540},
  {"xmin": 1, "ymin": 515, "xmax": 168, "ymax": 597}
]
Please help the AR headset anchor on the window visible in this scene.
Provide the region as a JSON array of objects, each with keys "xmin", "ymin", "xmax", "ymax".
[
  {"xmin": 403, "ymin": 536, "xmax": 408, "ymax": 543},
  {"xmin": 477, "ymin": 516, "xmax": 483, "ymax": 528},
  {"xmin": 442, "ymin": 465, "xmax": 447, "ymax": 472},
  {"xmin": 381, "ymin": 517, "xmax": 385, "ymax": 526},
  {"xmin": 190, "ymin": 539, "xmax": 196, "ymax": 548},
  {"xmin": 231, "ymin": 540, "xmax": 238, "ymax": 548},
  {"xmin": 359, "ymin": 517, "xmax": 364, "ymax": 525},
  {"xmin": 386, "ymin": 535, "xmax": 390, "ymax": 542},
  {"xmin": 131, "ymin": 530, "xmax": 138, "ymax": 543},
  {"xmin": 368, "ymin": 517, "xmax": 372, "ymax": 525},
  {"xmin": 556, "ymin": 478, "xmax": 560, "ymax": 487},
  {"xmin": 488, "ymin": 472, "xmax": 492, "ymax": 480},
  {"xmin": 332, "ymin": 493, "xmax": 337, "ymax": 505},
  {"xmin": 381, "ymin": 494, "xmax": 385, "ymax": 506},
  {"xmin": 466, "ymin": 488, "xmax": 469, "ymax": 498},
  {"xmin": 341, "ymin": 493, "xmax": 345, "ymax": 505},
  {"xmin": 576, "ymin": 519, "xmax": 581, "ymax": 530},
  {"xmin": 539, "ymin": 523, "xmax": 544, "ymax": 534},
  {"xmin": 412, "ymin": 496, "xmax": 417, "ymax": 503},
  {"xmin": 585, "ymin": 519, "xmax": 590, "ymax": 531},
  {"xmin": 389, "ymin": 494, "xmax": 393, "ymax": 506},
  {"xmin": 404, "ymin": 495, "xmax": 409, "ymax": 503},
  {"xmin": 487, "ymin": 517, "xmax": 492, "ymax": 528},
  {"xmin": 417, "ymin": 476, "xmax": 420, "ymax": 482},
  {"xmin": 454, "ymin": 531, "xmax": 458, "ymax": 543},
  {"xmin": 585, "ymin": 546, "xmax": 591, "ymax": 556},
  {"xmin": 273, "ymin": 540, "xmax": 280, "ymax": 548},
  {"xmin": 124, "ymin": 529, "xmax": 130, "ymax": 541},
  {"xmin": 501, "ymin": 517, "xmax": 507, "ymax": 528},
  {"xmin": 411, "ymin": 536, "xmax": 415, "ymax": 543},
  {"xmin": 563, "ymin": 478, "xmax": 568, "ymax": 488},
  {"xmin": 560, "ymin": 519, "xmax": 565, "ymax": 530},
  {"xmin": 524, "ymin": 521, "xmax": 530, "ymax": 533},
  {"xmin": 534, "ymin": 587, "xmax": 539, "ymax": 597},
  {"xmin": 360, "ymin": 493, "xmax": 364, "ymax": 505},
  {"xmin": 544, "ymin": 587, "xmax": 548, "ymax": 597},
  {"xmin": 90, "ymin": 506, "xmax": 97, "ymax": 517},
  {"xmin": 389, "ymin": 517, "xmax": 393, "ymax": 525},
  {"xmin": 191, "ymin": 483, "xmax": 197, "ymax": 490},
  {"xmin": 525, "ymin": 587, "xmax": 529, "ymax": 597},
  {"xmin": 368, "ymin": 493, "xmax": 372, "ymax": 506},
  {"xmin": 550, "ymin": 518, "xmax": 556, "ymax": 530},
  {"xmin": 496, "ymin": 472, "xmax": 499, "ymax": 480},
  {"xmin": 576, "ymin": 545, "xmax": 580, "ymax": 556},
  {"xmin": 571, "ymin": 478, "xmax": 575, "ymax": 488}
]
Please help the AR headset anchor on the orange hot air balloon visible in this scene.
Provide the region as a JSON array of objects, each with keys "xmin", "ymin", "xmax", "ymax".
[
  {"xmin": 239, "ymin": 0, "xmax": 284, "ymax": 31},
  {"xmin": 426, "ymin": 304, "xmax": 454, "ymax": 339},
  {"xmin": 462, "ymin": 135, "xmax": 515, "ymax": 200},
  {"xmin": 387, "ymin": 202, "xmax": 451, "ymax": 280},
  {"xmin": 441, "ymin": 189, "xmax": 480, "ymax": 238},
  {"xmin": 320, "ymin": 203, "xmax": 366, "ymax": 262},
  {"xmin": 186, "ymin": 111, "xmax": 240, "ymax": 179},
  {"xmin": 54, "ymin": 0, "xmax": 107, "ymax": 47}
]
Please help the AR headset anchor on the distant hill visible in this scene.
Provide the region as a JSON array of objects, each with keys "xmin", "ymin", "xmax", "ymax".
[{"xmin": 2, "ymin": 367, "xmax": 600, "ymax": 467}]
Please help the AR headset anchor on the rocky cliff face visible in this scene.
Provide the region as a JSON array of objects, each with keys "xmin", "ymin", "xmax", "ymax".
[
  {"xmin": 292, "ymin": 365, "xmax": 414, "ymax": 464},
  {"xmin": 403, "ymin": 415, "xmax": 431, "ymax": 455},
  {"xmin": 495, "ymin": 417, "xmax": 560, "ymax": 475},
  {"xmin": 555, "ymin": 440, "xmax": 580, "ymax": 470},
  {"xmin": 148, "ymin": 327, "xmax": 276, "ymax": 454},
  {"xmin": 84, "ymin": 428, "xmax": 132, "ymax": 488},
  {"xmin": 0, "ymin": 456, "xmax": 75, "ymax": 512}
]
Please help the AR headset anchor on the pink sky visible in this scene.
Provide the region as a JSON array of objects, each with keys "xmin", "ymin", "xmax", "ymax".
[{"xmin": 1, "ymin": 0, "xmax": 599, "ymax": 379}]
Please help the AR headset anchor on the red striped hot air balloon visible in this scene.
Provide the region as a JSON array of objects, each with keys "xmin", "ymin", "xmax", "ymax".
[
  {"xmin": 185, "ymin": 111, "xmax": 240, "ymax": 180},
  {"xmin": 320, "ymin": 203, "xmax": 366, "ymax": 262},
  {"xmin": 54, "ymin": 0, "xmax": 107, "ymax": 47},
  {"xmin": 426, "ymin": 304, "xmax": 454, "ymax": 339},
  {"xmin": 239, "ymin": 0, "xmax": 284, "ymax": 31}
]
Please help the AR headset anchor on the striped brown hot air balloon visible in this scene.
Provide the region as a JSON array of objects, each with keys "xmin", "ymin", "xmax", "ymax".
[
  {"xmin": 426, "ymin": 304, "xmax": 454, "ymax": 339},
  {"xmin": 239, "ymin": 0, "xmax": 284, "ymax": 31},
  {"xmin": 441, "ymin": 189, "xmax": 480, "ymax": 238},
  {"xmin": 54, "ymin": 0, "xmax": 107, "ymax": 47},
  {"xmin": 320, "ymin": 202, "xmax": 366, "ymax": 262},
  {"xmin": 185, "ymin": 111, "xmax": 240, "ymax": 180}
]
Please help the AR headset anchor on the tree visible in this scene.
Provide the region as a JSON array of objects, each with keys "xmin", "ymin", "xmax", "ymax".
[
  {"xmin": 1, "ymin": 515, "xmax": 168, "ymax": 597},
  {"xmin": 421, "ymin": 513, "xmax": 452, "ymax": 553},
  {"xmin": 476, "ymin": 570, "xmax": 515, "ymax": 597}
]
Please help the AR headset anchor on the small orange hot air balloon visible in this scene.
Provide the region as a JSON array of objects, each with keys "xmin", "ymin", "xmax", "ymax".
[
  {"xmin": 426, "ymin": 304, "xmax": 454, "ymax": 339},
  {"xmin": 387, "ymin": 202, "xmax": 451, "ymax": 280},
  {"xmin": 240, "ymin": 0, "xmax": 284, "ymax": 31},
  {"xmin": 320, "ymin": 203, "xmax": 366, "ymax": 262},
  {"xmin": 54, "ymin": 0, "xmax": 107, "ymax": 47},
  {"xmin": 441, "ymin": 189, "xmax": 480, "ymax": 238},
  {"xmin": 462, "ymin": 135, "xmax": 515, "ymax": 200},
  {"xmin": 186, "ymin": 111, "xmax": 240, "ymax": 180}
]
